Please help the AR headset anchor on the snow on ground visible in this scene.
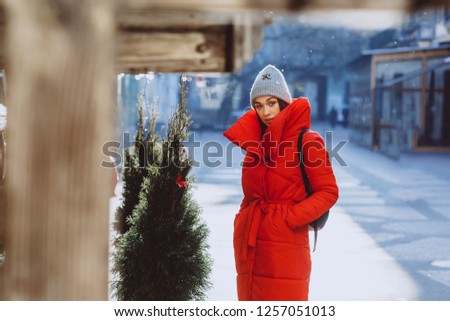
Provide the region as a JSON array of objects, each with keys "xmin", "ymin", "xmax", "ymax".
[{"xmin": 309, "ymin": 206, "xmax": 418, "ymax": 300}]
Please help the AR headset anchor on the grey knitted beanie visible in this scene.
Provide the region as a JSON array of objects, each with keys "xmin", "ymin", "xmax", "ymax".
[{"xmin": 250, "ymin": 64, "xmax": 292, "ymax": 106}]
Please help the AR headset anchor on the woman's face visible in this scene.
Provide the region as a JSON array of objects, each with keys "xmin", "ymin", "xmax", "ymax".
[{"xmin": 253, "ymin": 96, "xmax": 281, "ymax": 127}]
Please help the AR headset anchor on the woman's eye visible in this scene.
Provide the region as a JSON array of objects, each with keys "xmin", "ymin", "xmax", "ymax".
[
  {"xmin": 255, "ymin": 105, "xmax": 262, "ymax": 110},
  {"xmin": 268, "ymin": 101, "xmax": 275, "ymax": 106}
]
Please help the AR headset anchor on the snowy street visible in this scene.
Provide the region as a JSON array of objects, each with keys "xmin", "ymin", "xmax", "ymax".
[
  {"xmin": 109, "ymin": 123, "xmax": 450, "ymax": 301},
  {"xmin": 190, "ymin": 123, "xmax": 450, "ymax": 300}
]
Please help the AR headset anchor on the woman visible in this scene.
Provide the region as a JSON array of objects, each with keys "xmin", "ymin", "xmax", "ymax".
[{"xmin": 223, "ymin": 64, "xmax": 338, "ymax": 300}]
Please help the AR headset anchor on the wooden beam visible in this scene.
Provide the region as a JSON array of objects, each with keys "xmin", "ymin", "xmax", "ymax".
[
  {"xmin": 5, "ymin": 0, "xmax": 450, "ymax": 17},
  {"xmin": 117, "ymin": 28, "xmax": 228, "ymax": 73},
  {"xmin": 0, "ymin": 4, "xmax": 4, "ymax": 69},
  {"xmin": 116, "ymin": 10, "xmax": 266, "ymax": 73},
  {"xmin": 117, "ymin": 9, "xmax": 234, "ymax": 30},
  {"xmin": 118, "ymin": 0, "xmax": 412, "ymax": 11},
  {"xmin": 118, "ymin": 0, "xmax": 306, "ymax": 11},
  {"xmin": 0, "ymin": 0, "xmax": 114, "ymax": 300}
]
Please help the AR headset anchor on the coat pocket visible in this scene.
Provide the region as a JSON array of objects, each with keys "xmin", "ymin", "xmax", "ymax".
[
  {"xmin": 285, "ymin": 202, "xmax": 309, "ymax": 234},
  {"xmin": 282, "ymin": 202, "xmax": 297, "ymax": 231}
]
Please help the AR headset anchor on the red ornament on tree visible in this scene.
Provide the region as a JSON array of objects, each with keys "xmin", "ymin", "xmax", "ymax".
[{"xmin": 176, "ymin": 175, "xmax": 188, "ymax": 187}]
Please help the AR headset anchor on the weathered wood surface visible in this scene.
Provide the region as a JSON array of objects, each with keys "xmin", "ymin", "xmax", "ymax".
[
  {"xmin": 117, "ymin": 0, "xmax": 412, "ymax": 11},
  {"xmin": 0, "ymin": 184, "xmax": 4, "ymax": 254},
  {"xmin": 116, "ymin": 9, "xmax": 265, "ymax": 73},
  {"xmin": 0, "ymin": 0, "xmax": 114, "ymax": 300},
  {"xmin": 117, "ymin": 27, "xmax": 229, "ymax": 73}
]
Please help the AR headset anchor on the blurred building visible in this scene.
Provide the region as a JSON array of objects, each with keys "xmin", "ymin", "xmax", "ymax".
[{"xmin": 347, "ymin": 7, "xmax": 450, "ymax": 157}]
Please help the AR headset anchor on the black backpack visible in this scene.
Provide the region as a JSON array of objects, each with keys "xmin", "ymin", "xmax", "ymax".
[{"xmin": 297, "ymin": 128, "xmax": 329, "ymax": 252}]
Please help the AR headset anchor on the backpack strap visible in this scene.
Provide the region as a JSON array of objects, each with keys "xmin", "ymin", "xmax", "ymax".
[
  {"xmin": 298, "ymin": 129, "xmax": 312, "ymax": 197},
  {"xmin": 297, "ymin": 128, "xmax": 319, "ymax": 252}
]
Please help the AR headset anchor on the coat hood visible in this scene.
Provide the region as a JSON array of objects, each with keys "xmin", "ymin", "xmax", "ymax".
[{"xmin": 223, "ymin": 98, "xmax": 311, "ymax": 158}]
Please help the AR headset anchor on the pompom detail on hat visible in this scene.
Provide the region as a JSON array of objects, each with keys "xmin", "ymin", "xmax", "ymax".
[{"xmin": 250, "ymin": 65, "xmax": 292, "ymax": 106}]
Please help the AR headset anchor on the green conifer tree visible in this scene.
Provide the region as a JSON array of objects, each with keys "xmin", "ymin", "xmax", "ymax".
[
  {"xmin": 114, "ymin": 93, "xmax": 158, "ymax": 235},
  {"xmin": 113, "ymin": 79, "xmax": 211, "ymax": 300}
]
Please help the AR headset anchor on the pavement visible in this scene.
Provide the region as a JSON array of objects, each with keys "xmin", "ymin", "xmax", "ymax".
[
  {"xmin": 109, "ymin": 122, "xmax": 450, "ymax": 301},
  {"xmin": 323, "ymin": 123, "xmax": 450, "ymax": 301}
]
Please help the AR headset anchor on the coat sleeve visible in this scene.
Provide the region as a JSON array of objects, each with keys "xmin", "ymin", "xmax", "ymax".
[{"xmin": 286, "ymin": 131, "xmax": 339, "ymax": 230}]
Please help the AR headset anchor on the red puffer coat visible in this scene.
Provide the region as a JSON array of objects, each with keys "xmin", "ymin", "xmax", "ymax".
[{"xmin": 223, "ymin": 98, "xmax": 338, "ymax": 301}]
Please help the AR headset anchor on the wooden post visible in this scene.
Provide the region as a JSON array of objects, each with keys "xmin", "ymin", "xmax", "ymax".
[{"xmin": 0, "ymin": 0, "xmax": 114, "ymax": 300}]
